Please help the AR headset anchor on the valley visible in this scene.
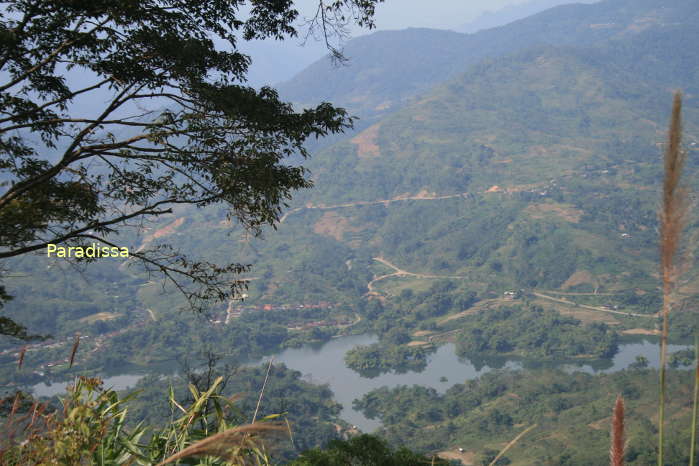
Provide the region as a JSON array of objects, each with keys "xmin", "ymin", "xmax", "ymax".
[{"xmin": 2, "ymin": 0, "xmax": 699, "ymax": 463}]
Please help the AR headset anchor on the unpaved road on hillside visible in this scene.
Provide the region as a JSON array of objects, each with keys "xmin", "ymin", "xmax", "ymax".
[
  {"xmin": 532, "ymin": 291, "xmax": 658, "ymax": 318},
  {"xmin": 279, "ymin": 192, "xmax": 473, "ymax": 223},
  {"xmin": 279, "ymin": 183, "xmax": 551, "ymax": 224},
  {"xmin": 538, "ymin": 290, "xmax": 616, "ymax": 296},
  {"xmin": 366, "ymin": 257, "xmax": 468, "ymax": 295},
  {"xmin": 374, "ymin": 257, "xmax": 467, "ymax": 280}
]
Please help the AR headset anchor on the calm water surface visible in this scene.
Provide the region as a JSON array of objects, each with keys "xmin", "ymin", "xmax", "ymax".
[
  {"xmin": 252, "ymin": 334, "xmax": 519, "ymax": 431},
  {"xmin": 32, "ymin": 335, "xmax": 687, "ymax": 432}
]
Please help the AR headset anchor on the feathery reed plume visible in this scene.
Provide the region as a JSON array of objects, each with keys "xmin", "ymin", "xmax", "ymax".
[
  {"xmin": 690, "ymin": 336, "xmax": 698, "ymax": 466},
  {"xmin": 8, "ymin": 392, "xmax": 21, "ymax": 423},
  {"xmin": 610, "ymin": 394, "xmax": 625, "ymax": 466},
  {"xmin": 68, "ymin": 333, "xmax": 80, "ymax": 368},
  {"xmin": 17, "ymin": 346, "xmax": 26, "ymax": 369},
  {"xmin": 658, "ymin": 91, "xmax": 686, "ymax": 466},
  {"xmin": 488, "ymin": 424, "xmax": 537, "ymax": 466},
  {"xmin": 155, "ymin": 422, "xmax": 284, "ymax": 466}
]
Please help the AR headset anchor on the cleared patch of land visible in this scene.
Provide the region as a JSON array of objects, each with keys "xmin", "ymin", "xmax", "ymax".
[
  {"xmin": 351, "ymin": 123, "xmax": 381, "ymax": 158},
  {"xmin": 525, "ymin": 202, "xmax": 583, "ymax": 223},
  {"xmin": 437, "ymin": 449, "xmax": 475, "ymax": 465},
  {"xmin": 531, "ymin": 298, "xmax": 620, "ymax": 325},
  {"xmin": 437, "ymin": 299, "xmax": 507, "ymax": 326},
  {"xmin": 79, "ymin": 312, "xmax": 120, "ymax": 323},
  {"xmin": 313, "ymin": 211, "xmax": 362, "ymax": 241},
  {"xmin": 622, "ymin": 328, "xmax": 659, "ymax": 336},
  {"xmin": 137, "ymin": 216, "xmax": 185, "ymax": 251},
  {"xmin": 407, "ymin": 340, "xmax": 431, "ymax": 347},
  {"xmin": 561, "ymin": 270, "xmax": 597, "ymax": 290}
]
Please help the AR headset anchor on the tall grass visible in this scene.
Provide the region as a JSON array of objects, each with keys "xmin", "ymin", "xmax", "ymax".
[
  {"xmin": 690, "ymin": 336, "xmax": 698, "ymax": 466},
  {"xmin": 0, "ymin": 375, "xmax": 280, "ymax": 465},
  {"xmin": 610, "ymin": 395, "xmax": 625, "ymax": 466},
  {"xmin": 658, "ymin": 91, "xmax": 686, "ymax": 466}
]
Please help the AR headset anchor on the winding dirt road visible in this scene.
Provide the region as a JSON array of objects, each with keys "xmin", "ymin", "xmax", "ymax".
[
  {"xmin": 537, "ymin": 291, "xmax": 616, "ymax": 296},
  {"xmin": 279, "ymin": 192, "xmax": 473, "ymax": 224},
  {"xmin": 532, "ymin": 291, "xmax": 658, "ymax": 319},
  {"xmin": 366, "ymin": 257, "xmax": 468, "ymax": 296}
]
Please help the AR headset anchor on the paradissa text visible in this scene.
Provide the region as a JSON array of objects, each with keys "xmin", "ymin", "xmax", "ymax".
[{"xmin": 46, "ymin": 243, "xmax": 129, "ymax": 258}]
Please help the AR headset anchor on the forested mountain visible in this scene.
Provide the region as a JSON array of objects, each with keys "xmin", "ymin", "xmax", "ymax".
[
  {"xmin": 4, "ymin": 0, "xmax": 697, "ymax": 378},
  {"xmin": 1, "ymin": 0, "xmax": 694, "ymax": 362},
  {"xmin": 279, "ymin": 0, "xmax": 698, "ymax": 124},
  {"xmin": 254, "ymin": 0, "xmax": 699, "ymax": 311},
  {"xmin": 2, "ymin": 0, "xmax": 699, "ymax": 463}
]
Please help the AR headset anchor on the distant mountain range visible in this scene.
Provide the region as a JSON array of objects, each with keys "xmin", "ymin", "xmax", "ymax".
[
  {"xmin": 278, "ymin": 0, "xmax": 698, "ymax": 126},
  {"xmin": 456, "ymin": 0, "xmax": 600, "ymax": 34},
  {"xmin": 243, "ymin": 0, "xmax": 602, "ymax": 89}
]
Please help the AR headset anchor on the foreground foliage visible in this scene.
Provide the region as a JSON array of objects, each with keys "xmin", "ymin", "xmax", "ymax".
[
  {"xmin": 0, "ymin": 373, "xmax": 455, "ymax": 465},
  {"xmin": 0, "ymin": 376, "xmax": 281, "ymax": 465}
]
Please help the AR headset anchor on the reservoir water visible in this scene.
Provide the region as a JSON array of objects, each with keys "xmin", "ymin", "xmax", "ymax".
[{"xmin": 32, "ymin": 335, "xmax": 688, "ymax": 432}]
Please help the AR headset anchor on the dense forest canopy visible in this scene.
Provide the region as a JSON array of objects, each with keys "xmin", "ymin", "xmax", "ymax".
[
  {"xmin": 0, "ymin": 0, "xmax": 384, "ymax": 337},
  {"xmin": 2, "ymin": 0, "xmax": 699, "ymax": 464}
]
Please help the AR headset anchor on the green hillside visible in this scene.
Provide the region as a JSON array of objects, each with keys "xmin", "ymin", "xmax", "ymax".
[
  {"xmin": 279, "ymin": 0, "xmax": 699, "ymax": 122},
  {"xmin": 4, "ymin": 0, "xmax": 699, "ymax": 371},
  {"xmin": 261, "ymin": 40, "xmax": 699, "ymax": 306},
  {"xmin": 2, "ymin": 1, "xmax": 699, "ymax": 462}
]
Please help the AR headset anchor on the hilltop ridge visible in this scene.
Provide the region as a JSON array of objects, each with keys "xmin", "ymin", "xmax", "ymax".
[{"xmin": 279, "ymin": 0, "xmax": 699, "ymax": 125}]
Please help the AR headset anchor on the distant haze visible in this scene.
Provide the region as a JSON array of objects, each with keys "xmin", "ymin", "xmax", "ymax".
[
  {"xmin": 244, "ymin": 0, "xmax": 601, "ymax": 87},
  {"xmin": 370, "ymin": 0, "xmax": 559, "ymax": 31},
  {"xmin": 455, "ymin": 0, "xmax": 600, "ymax": 33}
]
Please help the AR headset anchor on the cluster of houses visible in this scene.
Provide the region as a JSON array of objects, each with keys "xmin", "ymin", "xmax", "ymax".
[{"xmin": 210, "ymin": 301, "xmax": 336, "ymax": 325}]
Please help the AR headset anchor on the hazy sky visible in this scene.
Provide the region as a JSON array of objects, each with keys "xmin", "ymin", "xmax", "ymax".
[
  {"xmin": 292, "ymin": 0, "xmax": 558, "ymax": 33},
  {"xmin": 364, "ymin": 0, "xmax": 535, "ymax": 31},
  {"xmin": 245, "ymin": 0, "xmax": 599, "ymax": 86}
]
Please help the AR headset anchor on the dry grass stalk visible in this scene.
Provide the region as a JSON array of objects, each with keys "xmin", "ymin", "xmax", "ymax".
[
  {"xmin": 68, "ymin": 333, "xmax": 80, "ymax": 368},
  {"xmin": 610, "ymin": 394, "xmax": 625, "ymax": 466},
  {"xmin": 28, "ymin": 401, "xmax": 46, "ymax": 432},
  {"xmin": 658, "ymin": 91, "xmax": 686, "ymax": 465},
  {"xmin": 9, "ymin": 392, "xmax": 21, "ymax": 421},
  {"xmin": 252, "ymin": 358, "xmax": 274, "ymax": 424},
  {"xmin": 488, "ymin": 424, "xmax": 537, "ymax": 466},
  {"xmin": 690, "ymin": 337, "xmax": 698, "ymax": 466},
  {"xmin": 17, "ymin": 346, "xmax": 26, "ymax": 369},
  {"xmin": 0, "ymin": 394, "xmax": 50, "ymax": 458},
  {"xmin": 155, "ymin": 422, "xmax": 284, "ymax": 466}
]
